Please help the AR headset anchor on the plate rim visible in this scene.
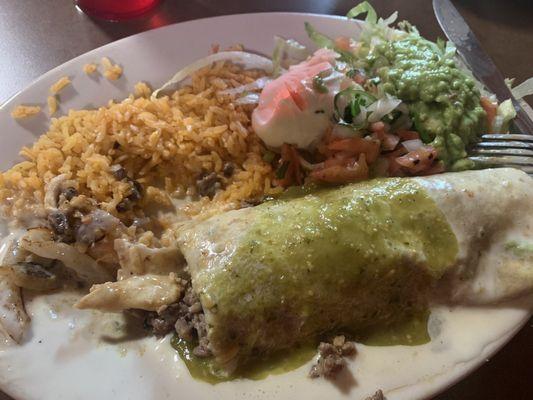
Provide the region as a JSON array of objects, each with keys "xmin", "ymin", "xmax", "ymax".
[
  {"xmin": 0, "ymin": 11, "xmax": 347, "ymax": 110},
  {"xmin": 0, "ymin": 11, "xmax": 530, "ymax": 400}
]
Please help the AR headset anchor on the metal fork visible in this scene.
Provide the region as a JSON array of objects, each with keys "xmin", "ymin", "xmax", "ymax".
[{"xmin": 469, "ymin": 133, "xmax": 533, "ymax": 175}]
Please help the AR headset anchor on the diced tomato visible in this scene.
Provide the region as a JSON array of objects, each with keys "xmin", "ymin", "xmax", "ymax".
[
  {"xmin": 480, "ymin": 96, "xmax": 497, "ymax": 133},
  {"xmin": 334, "ymin": 36, "xmax": 352, "ymax": 51},
  {"xmin": 386, "ymin": 146, "xmax": 408, "ymax": 176},
  {"xmin": 275, "ymin": 143, "xmax": 303, "ymax": 187},
  {"xmin": 397, "ymin": 130, "xmax": 420, "ymax": 141},
  {"xmin": 418, "ymin": 161, "xmax": 445, "ymax": 176},
  {"xmin": 327, "ymin": 137, "xmax": 380, "ymax": 163},
  {"xmin": 324, "ymin": 154, "xmax": 353, "ymax": 168},
  {"xmin": 382, "ymin": 133, "xmax": 400, "ymax": 151},
  {"xmin": 311, "ymin": 154, "xmax": 369, "ymax": 184},
  {"xmin": 395, "ymin": 146, "xmax": 438, "ymax": 174},
  {"xmin": 353, "ymin": 74, "xmax": 366, "ymax": 85},
  {"xmin": 371, "ymin": 128, "xmax": 400, "ymax": 151},
  {"xmin": 370, "ymin": 121, "xmax": 386, "ymax": 133}
]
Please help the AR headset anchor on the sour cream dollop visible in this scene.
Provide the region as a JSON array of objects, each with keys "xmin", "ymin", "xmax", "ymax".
[{"xmin": 252, "ymin": 49, "xmax": 351, "ymax": 150}]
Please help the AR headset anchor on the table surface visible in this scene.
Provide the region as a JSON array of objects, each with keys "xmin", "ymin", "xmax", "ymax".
[{"xmin": 0, "ymin": 0, "xmax": 532, "ymax": 399}]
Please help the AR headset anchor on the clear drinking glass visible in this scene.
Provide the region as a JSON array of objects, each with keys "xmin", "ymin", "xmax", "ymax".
[{"xmin": 76, "ymin": 0, "xmax": 161, "ymax": 20}]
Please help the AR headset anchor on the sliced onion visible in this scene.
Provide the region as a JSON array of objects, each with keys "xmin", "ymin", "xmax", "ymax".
[
  {"xmin": 152, "ymin": 51, "xmax": 273, "ymax": 99},
  {"xmin": 353, "ymin": 106, "xmax": 368, "ymax": 127},
  {"xmin": 299, "ymin": 156, "xmax": 318, "ymax": 171},
  {"xmin": 402, "ymin": 139, "xmax": 424, "ymax": 152},
  {"xmin": 235, "ymin": 93, "xmax": 261, "ymax": 105},
  {"xmin": 272, "ymin": 36, "xmax": 309, "ymax": 76},
  {"xmin": 367, "ymin": 94, "xmax": 402, "ymax": 123},
  {"xmin": 220, "ymin": 76, "xmax": 271, "ymax": 96},
  {"xmin": 332, "ymin": 124, "xmax": 361, "ymax": 138}
]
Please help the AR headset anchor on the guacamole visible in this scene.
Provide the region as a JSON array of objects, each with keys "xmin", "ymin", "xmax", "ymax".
[{"xmin": 366, "ymin": 36, "xmax": 486, "ymax": 170}]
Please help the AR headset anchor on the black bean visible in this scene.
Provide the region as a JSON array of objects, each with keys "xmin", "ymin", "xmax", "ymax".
[
  {"xmin": 47, "ymin": 211, "xmax": 69, "ymax": 235},
  {"xmin": 196, "ymin": 172, "xmax": 221, "ymax": 198},
  {"xmin": 222, "ymin": 162, "xmax": 235, "ymax": 177},
  {"xmin": 116, "ymin": 199, "xmax": 132, "ymax": 213},
  {"xmin": 128, "ymin": 179, "xmax": 143, "ymax": 202},
  {"xmin": 113, "ymin": 141, "xmax": 120, "ymax": 149},
  {"xmin": 62, "ymin": 187, "xmax": 78, "ymax": 201},
  {"xmin": 113, "ymin": 167, "xmax": 128, "ymax": 181}
]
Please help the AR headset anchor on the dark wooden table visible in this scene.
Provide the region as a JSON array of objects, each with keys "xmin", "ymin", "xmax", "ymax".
[{"xmin": 0, "ymin": 0, "xmax": 531, "ymax": 399}]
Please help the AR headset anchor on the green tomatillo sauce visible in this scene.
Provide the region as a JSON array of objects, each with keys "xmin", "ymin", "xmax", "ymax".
[
  {"xmin": 185, "ymin": 178, "xmax": 458, "ymax": 382},
  {"xmin": 172, "ymin": 311, "xmax": 430, "ymax": 383}
]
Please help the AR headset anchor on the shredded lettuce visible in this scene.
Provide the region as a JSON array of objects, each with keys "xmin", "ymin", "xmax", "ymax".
[
  {"xmin": 346, "ymin": 1, "xmax": 378, "ymax": 24},
  {"xmin": 436, "ymin": 37, "xmax": 446, "ymax": 53},
  {"xmin": 511, "ymin": 77, "xmax": 533, "ymax": 100},
  {"xmin": 272, "ymin": 36, "xmax": 309, "ymax": 77},
  {"xmin": 493, "ymin": 99, "xmax": 517, "ymax": 133},
  {"xmin": 304, "ymin": 22, "xmax": 357, "ymax": 63},
  {"xmin": 304, "ymin": 21, "xmax": 335, "ymax": 49},
  {"xmin": 345, "ymin": 4, "xmax": 406, "ymax": 59}
]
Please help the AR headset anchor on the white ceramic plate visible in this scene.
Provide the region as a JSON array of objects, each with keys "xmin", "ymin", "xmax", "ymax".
[{"xmin": 0, "ymin": 12, "xmax": 531, "ymax": 400}]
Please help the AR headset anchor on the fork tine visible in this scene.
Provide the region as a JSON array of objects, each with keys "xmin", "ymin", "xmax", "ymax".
[
  {"xmin": 474, "ymin": 141, "xmax": 533, "ymax": 150},
  {"xmin": 480, "ymin": 134, "xmax": 533, "ymax": 142},
  {"xmin": 471, "ymin": 148, "xmax": 533, "ymax": 157},
  {"xmin": 468, "ymin": 133, "xmax": 533, "ymax": 176},
  {"xmin": 468, "ymin": 155, "xmax": 533, "ymax": 167}
]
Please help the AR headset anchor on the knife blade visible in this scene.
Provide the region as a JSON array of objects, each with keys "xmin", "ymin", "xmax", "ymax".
[{"xmin": 433, "ymin": 0, "xmax": 533, "ymax": 133}]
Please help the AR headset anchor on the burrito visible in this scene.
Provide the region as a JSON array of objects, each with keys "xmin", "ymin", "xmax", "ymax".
[{"xmin": 176, "ymin": 168, "xmax": 533, "ymax": 373}]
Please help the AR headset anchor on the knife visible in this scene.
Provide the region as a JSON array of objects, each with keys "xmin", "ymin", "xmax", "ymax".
[{"xmin": 433, "ymin": 0, "xmax": 533, "ymax": 134}]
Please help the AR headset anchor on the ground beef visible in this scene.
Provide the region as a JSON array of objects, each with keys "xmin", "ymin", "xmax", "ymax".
[
  {"xmin": 145, "ymin": 302, "xmax": 185, "ymax": 336},
  {"xmin": 144, "ymin": 280, "xmax": 212, "ymax": 358},
  {"xmin": 308, "ymin": 335, "xmax": 356, "ymax": 379},
  {"xmin": 364, "ymin": 390, "xmax": 385, "ymax": 400}
]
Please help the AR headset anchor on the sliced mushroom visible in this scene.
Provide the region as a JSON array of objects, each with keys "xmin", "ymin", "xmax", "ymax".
[
  {"xmin": 43, "ymin": 174, "xmax": 69, "ymax": 210},
  {"xmin": 5, "ymin": 262, "xmax": 60, "ymax": 291},
  {"xmin": 75, "ymin": 209, "xmax": 121, "ymax": 246},
  {"xmin": 0, "ymin": 272, "xmax": 29, "ymax": 343}
]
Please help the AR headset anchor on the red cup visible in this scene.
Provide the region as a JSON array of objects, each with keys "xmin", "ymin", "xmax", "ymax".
[{"xmin": 76, "ymin": 0, "xmax": 161, "ymax": 20}]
